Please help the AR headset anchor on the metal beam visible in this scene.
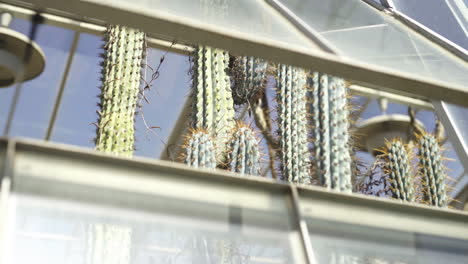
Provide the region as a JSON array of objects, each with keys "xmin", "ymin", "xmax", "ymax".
[
  {"xmin": 0, "ymin": 2, "xmax": 192, "ymax": 55},
  {"xmin": 350, "ymin": 85, "xmax": 433, "ymax": 110},
  {"xmin": 4, "ymin": 0, "xmax": 468, "ymax": 106},
  {"xmin": 45, "ymin": 31, "xmax": 80, "ymax": 141}
]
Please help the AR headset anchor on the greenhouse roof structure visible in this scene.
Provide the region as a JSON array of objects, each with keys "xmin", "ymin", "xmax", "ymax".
[{"xmin": 0, "ymin": 0, "xmax": 468, "ymax": 263}]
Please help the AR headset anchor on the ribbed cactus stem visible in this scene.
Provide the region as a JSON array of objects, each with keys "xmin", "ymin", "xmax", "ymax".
[
  {"xmin": 184, "ymin": 130, "xmax": 217, "ymax": 169},
  {"xmin": 191, "ymin": 46, "xmax": 235, "ymax": 155},
  {"xmin": 382, "ymin": 140, "xmax": 415, "ymax": 202},
  {"xmin": 228, "ymin": 124, "xmax": 261, "ymax": 175},
  {"xmin": 229, "ymin": 56, "xmax": 267, "ymax": 105},
  {"xmin": 419, "ymin": 133, "xmax": 447, "ymax": 207},
  {"xmin": 89, "ymin": 25, "xmax": 143, "ymax": 264},
  {"xmin": 311, "ymin": 73, "xmax": 352, "ymax": 192},
  {"xmin": 276, "ymin": 65, "xmax": 309, "ymax": 184},
  {"xmin": 95, "ymin": 25, "xmax": 145, "ymax": 157}
]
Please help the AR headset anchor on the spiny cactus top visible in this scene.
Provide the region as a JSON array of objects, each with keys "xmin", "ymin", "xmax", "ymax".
[
  {"xmin": 190, "ymin": 46, "xmax": 235, "ymax": 154},
  {"xmin": 184, "ymin": 129, "xmax": 217, "ymax": 169},
  {"xmin": 310, "ymin": 73, "xmax": 352, "ymax": 192},
  {"xmin": 228, "ymin": 124, "xmax": 261, "ymax": 175},
  {"xmin": 95, "ymin": 25, "xmax": 145, "ymax": 157},
  {"xmin": 228, "ymin": 56, "xmax": 268, "ymax": 105},
  {"xmin": 380, "ymin": 139, "xmax": 415, "ymax": 202},
  {"xmin": 418, "ymin": 133, "xmax": 447, "ymax": 207},
  {"xmin": 276, "ymin": 65, "xmax": 309, "ymax": 184}
]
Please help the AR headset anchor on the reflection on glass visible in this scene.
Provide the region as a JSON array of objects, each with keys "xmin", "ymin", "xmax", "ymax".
[
  {"xmin": 279, "ymin": 0, "xmax": 468, "ymax": 88},
  {"xmin": 92, "ymin": 0, "xmax": 311, "ymax": 49},
  {"xmin": 307, "ymin": 219, "xmax": 468, "ymax": 264},
  {"xmin": 7, "ymin": 194, "xmax": 295, "ymax": 264},
  {"xmin": 392, "ymin": 0, "xmax": 468, "ymax": 49}
]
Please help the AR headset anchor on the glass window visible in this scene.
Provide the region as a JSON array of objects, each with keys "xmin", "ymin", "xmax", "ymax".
[
  {"xmin": 278, "ymin": 0, "xmax": 468, "ymax": 89},
  {"xmin": 307, "ymin": 219, "xmax": 468, "ymax": 264},
  {"xmin": 6, "ymin": 143, "xmax": 303, "ymax": 263},
  {"xmin": 392, "ymin": 0, "xmax": 468, "ymax": 49}
]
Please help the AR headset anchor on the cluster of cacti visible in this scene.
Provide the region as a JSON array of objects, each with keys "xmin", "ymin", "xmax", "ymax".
[
  {"xmin": 418, "ymin": 133, "xmax": 447, "ymax": 207},
  {"xmin": 379, "ymin": 139, "xmax": 415, "ymax": 202},
  {"xmin": 184, "ymin": 129, "xmax": 217, "ymax": 169},
  {"xmin": 310, "ymin": 72, "xmax": 352, "ymax": 192},
  {"xmin": 190, "ymin": 45, "xmax": 235, "ymax": 153},
  {"xmin": 276, "ymin": 65, "xmax": 310, "ymax": 184},
  {"xmin": 95, "ymin": 25, "xmax": 146, "ymax": 157},
  {"xmin": 228, "ymin": 56, "xmax": 268, "ymax": 105},
  {"xmin": 185, "ymin": 46, "xmax": 263, "ymax": 175},
  {"xmin": 227, "ymin": 123, "xmax": 261, "ymax": 175}
]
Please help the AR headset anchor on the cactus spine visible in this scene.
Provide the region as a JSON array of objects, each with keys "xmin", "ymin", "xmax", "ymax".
[
  {"xmin": 380, "ymin": 139, "xmax": 415, "ymax": 202},
  {"xmin": 228, "ymin": 124, "xmax": 261, "ymax": 175},
  {"xmin": 228, "ymin": 56, "xmax": 268, "ymax": 105},
  {"xmin": 311, "ymin": 73, "xmax": 352, "ymax": 192},
  {"xmin": 95, "ymin": 25, "xmax": 145, "ymax": 157},
  {"xmin": 184, "ymin": 130, "xmax": 217, "ymax": 169},
  {"xmin": 191, "ymin": 46, "xmax": 235, "ymax": 156},
  {"xmin": 276, "ymin": 65, "xmax": 309, "ymax": 184},
  {"xmin": 418, "ymin": 133, "xmax": 447, "ymax": 207}
]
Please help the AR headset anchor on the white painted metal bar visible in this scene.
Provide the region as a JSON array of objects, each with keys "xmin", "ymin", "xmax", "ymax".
[
  {"xmin": 45, "ymin": 31, "xmax": 80, "ymax": 141},
  {"xmin": 3, "ymin": 0, "xmax": 468, "ymax": 106}
]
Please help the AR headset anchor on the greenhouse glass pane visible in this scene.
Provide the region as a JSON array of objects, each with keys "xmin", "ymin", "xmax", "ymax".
[
  {"xmin": 440, "ymin": 102, "xmax": 468, "ymax": 156},
  {"xmin": 307, "ymin": 219, "xmax": 468, "ymax": 264},
  {"xmin": 6, "ymin": 194, "xmax": 295, "ymax": 264},
  {"xmin": 279, "ymin": 0, "xmax": 468, "ymax": 88},
  {"xmin": 93, "ymin": 0, "xmax": 312, "ymax": 50},
  {"xmin": 392, "ymin": 0, "xmax": 468, "ymax": 49},
  {"xmin": 5, "ymin": 143, "xmax": 301, "ymax": 264}
]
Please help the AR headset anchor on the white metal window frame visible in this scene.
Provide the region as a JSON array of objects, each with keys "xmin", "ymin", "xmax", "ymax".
[
  {"xmin": 0, "ymin": 138, "xmax": 467, "ymax": 264},
  {"xmin": 2, "ymin": 0, "xmax": 468, "ymax": 107}
]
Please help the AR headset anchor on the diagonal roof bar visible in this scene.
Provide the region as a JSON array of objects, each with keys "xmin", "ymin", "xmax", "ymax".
[{"xmin": 265, "ymin": 0, "xmax": 341, "ymax": 55}]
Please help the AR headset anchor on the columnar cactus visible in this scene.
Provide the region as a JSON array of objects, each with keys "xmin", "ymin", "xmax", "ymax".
[
  {"xmin": 184, "ymin": 129, "xmax": 217, "ymax": 169},
  {"xmin": 191, "ymin": 46, "xmax": 235, "ymax": 155},
  {"xmin": 95, "ymin": 25, "xmax": 145, "ymax": 157},
  {"xmin": 276, "ymin": 65, "xmax": 309, "ymax": 184},
  {"xmin": 227, "ymin": 124, "xmax": 261, "ymax": 175},
  {"xmin": 380, "ymin": 139, "xmax": 415, "ymax": 202},
  {"xmin": 89, "ymin": 25, "xmax": 145, "ymax": 264},
  {"xmin": 228, "ymin": 56, "xmax": 268, "ymax": 105},
  {"xmin": 418, "ymin": 133, "xmax": 447, "ymax": 207},
  {"xmin": 310, "ymin": 73, "xmax": 352, "ymax": 192}
]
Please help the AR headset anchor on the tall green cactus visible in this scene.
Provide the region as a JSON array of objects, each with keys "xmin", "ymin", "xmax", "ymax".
[
  {"xmin": 418, "ymin": 133, "xmax": 447, "ymax": 207},
  {"xmin": 228, "ymin": 124, "xmax": 261, "ymax": 175},
  {"xmin": 380, "ymin": 139, "xmax": 415, "ymax": 202},
  {"xmin": 191, "ymin": 46, "xmax": 235, "ymax": 155},
  {"xmin": 95, "ymin": 25, "xmax": 146, "ymax": 157},
  {"xmin": 89, "ymin": 25, "xmax": 145, "ymax": 264},
  {"xmin": 276, "ymin": 65, "xmax": 309, "ymax": 184},
  {"xmin": 228, "ymin": 56, "xmax": 268, "ymax": 105},
  {"xmin": 310, "ymin": 73, "xmax": 352, "ymax": 192},
  {"xmin": 184, "ymin": 129, "xmax": 217, "ymax": 169}
]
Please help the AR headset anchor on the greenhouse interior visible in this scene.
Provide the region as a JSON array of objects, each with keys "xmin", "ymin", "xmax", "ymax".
[{"xmin": 0, "ymin": 0, "xmax": 467, "ymax": 263}]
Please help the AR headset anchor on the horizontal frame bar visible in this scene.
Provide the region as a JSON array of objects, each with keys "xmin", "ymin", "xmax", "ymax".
[
  {"xmin": 1, "ymin": 137, "xmax": 467, "ymax": 239},
  {"xmin": 3, "ymin": 0, "xmax": 468, "ymax": 106}
]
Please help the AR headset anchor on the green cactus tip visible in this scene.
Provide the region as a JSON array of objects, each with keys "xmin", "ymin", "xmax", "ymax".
[{"xmin": 227, "ymin": 123, "xmax": 262, "ymax": 176}]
